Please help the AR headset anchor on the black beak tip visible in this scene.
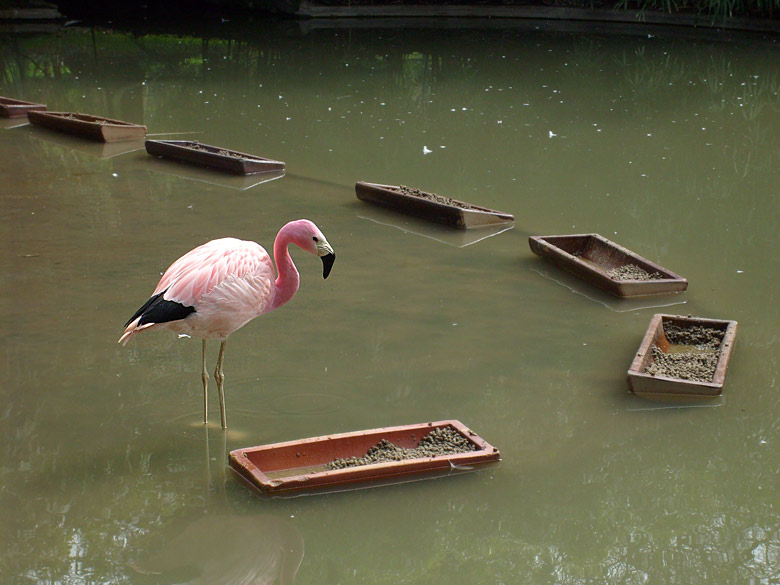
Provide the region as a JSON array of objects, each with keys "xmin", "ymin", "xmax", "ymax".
[{"xmin": 321, "ymin": 252, "xmax": 335, "ymax": 279}]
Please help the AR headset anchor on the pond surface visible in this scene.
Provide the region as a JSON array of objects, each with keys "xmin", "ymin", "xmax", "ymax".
[{"xmin": 2, "ymin": 19, "xmax": 779, "ymax": 585}]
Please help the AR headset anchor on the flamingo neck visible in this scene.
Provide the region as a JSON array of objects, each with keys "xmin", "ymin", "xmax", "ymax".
[{"xmin": 271, "ymin": 229, "xmax": 301, "ymax": 311}]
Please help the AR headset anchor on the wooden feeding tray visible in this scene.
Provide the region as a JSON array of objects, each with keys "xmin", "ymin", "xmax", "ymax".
[
  {"xmin": 145, "ymin": 140, "xmax": 286, "ymax": 175},
  {"xmin": 529, "ymin": 234, "xmax": 688, "ymax": 297},
  {"xmin": 0, "ymin": 96, "xmax": 47, "ymax": 118},
  {"xmin": 229, "ymin": 420, "xmax": 500, "ymax": 495},
  {"xmin": 28, "ymin": 110, "xmax": 147, "ymax": 142},
  {"xmin": 356, "ymin": 181, "xmax": 514, "ymax": 230},
  {"xmin": 628, "ymin": 314, "xmax": 738, "ymax": 399}
]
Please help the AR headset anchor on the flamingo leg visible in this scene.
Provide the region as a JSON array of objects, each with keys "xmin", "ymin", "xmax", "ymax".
[
  {"xmin": 201, "ymin": 340, "xmax": 209, "ymax": 424},
  {"xmin": 214, "ymin": 340, "xmax": 227, "ymax": 429}
]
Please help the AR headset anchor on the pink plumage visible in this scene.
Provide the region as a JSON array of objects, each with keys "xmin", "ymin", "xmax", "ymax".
[{"xmin": 119, "ymin": 219, "xmax": 335, "ymax": 428}]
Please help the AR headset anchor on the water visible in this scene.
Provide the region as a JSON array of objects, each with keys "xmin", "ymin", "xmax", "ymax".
[{"xmin": 1, "ymin": 20, "xmax": 779, "ymax": 584}]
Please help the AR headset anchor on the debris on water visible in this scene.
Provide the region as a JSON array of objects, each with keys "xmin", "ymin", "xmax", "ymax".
[
  {"xmin": 326, "ymin": 426, "xmax": 476, "ymax": 470},
  {"xmin": 606, "ymin": 264, "xmax": 663, "ymax": 281}
]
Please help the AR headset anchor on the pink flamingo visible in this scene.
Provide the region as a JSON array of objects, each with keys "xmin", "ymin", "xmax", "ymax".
[{"xmin": 119, "ymin": 219, "xmax": 335, "ymax": 429}]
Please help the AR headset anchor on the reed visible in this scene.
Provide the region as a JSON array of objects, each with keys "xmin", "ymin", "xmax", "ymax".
[{"xmin": 612, "ymin": 0, "xmax": 778, "ymax": 19}]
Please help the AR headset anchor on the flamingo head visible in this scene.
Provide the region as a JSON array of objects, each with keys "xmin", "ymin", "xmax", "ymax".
[{"xmin": 287, "ymin": 219, "xmax": 336, "ymax": 279}]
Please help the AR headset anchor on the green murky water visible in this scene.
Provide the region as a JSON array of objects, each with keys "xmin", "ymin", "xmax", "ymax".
[{"xmin": 2, "ymin": 20, "xmax": 779, "ymax": 584}]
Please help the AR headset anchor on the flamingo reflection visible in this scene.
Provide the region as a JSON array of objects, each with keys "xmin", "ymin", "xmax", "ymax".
[{"xmin": 133, "ymin": 514, "xmax": 303, "ymax": 585}]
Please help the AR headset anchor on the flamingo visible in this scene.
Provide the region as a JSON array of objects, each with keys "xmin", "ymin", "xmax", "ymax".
[{"xmin": 118, "ymin": 219, "xmax": 335, "ymax": 429}]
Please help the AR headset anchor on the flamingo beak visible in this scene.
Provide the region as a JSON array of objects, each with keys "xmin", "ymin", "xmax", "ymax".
[
  {"xmin": 321, "ymin": 252, "xmax": 335, "ymax": 279},
  {"xmin": 315, "ymin": 239, "xmax": 335, "ymax": 279}
]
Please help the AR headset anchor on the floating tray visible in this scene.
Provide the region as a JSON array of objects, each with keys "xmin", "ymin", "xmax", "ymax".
[
  {"xmin": 229, "ymin": 420, "xmax": 500, "ymax": 495},
  {"xmin": 0, "ymin": 96, "xmax": 47, "ymax": 118},
  {"xmin": 145, "ymin": 140, "xmax": 286, "ymax": 175},
  {"xmin": 529, "ymin": 234, "xmax": 687, "ymax": 297},
  {"xmin": 28, "ymin": 110, "xmax": 147, "ymax": 142},
  {"xmin": 27, "ymin": 126, "xmax": 146, "ymax": 159},
  {"xmin": 627, "ymin": 314, "xmax": 738, "ymax": 399},
  {"xmin": 356, "ymin": 181, "xmax": 514, "ymax": 230}
]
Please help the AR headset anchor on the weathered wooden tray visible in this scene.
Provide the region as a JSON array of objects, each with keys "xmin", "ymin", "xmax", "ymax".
[
  {"xmin": 356, "ymin": 181, "xmax": 514, "ymax": 229},
  {"xmin": 529, "ymin": 234, "xmax": 688, "ymax": 297},
  {"xmin": 229, "ymin": 419, "xmax": 500, "ymax": 495},
  {"xmin": 28, "ymin": 110, "xmax": 147, "ymax": 142},
  {"xmin": 145, "ymin": 140, "xmax": 286, "ymax": 175},
  {"xmin": 28, "ymin": 126, "xmax": 145, "ymax": 159},
  {"xmin": 0, "ymin": 96, "xmax": 47, "ymax": 118},
  {"xmin": 628, "ymin": 314, "xmax": 738, "ymax": 399}
]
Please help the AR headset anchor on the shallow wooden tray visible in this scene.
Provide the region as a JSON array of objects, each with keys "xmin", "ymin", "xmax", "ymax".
[
  {"xmin": 28, "ymin": 110, "xmax": 147, "ymax": 142},
  {"xmin": 0, "ymin": 96, "xmax": 47, "ymax": 118},
  {"xmin": 356, "ymin": 181, "xmax": 514, "ymax": 229},
  {"xmin": 627, "ymin": 314, "xmax": 738, "ymax": 398},
  {"xmin": 145, "ymin": 140, "xmax": 286, "ymax": 175},
  {"xmin": 529, "ymin": 233, "xmax": 688, "ymax": 297},
  {"xmin": 229, "ymin": 420, "xmax": 500, "ymax": 495}
]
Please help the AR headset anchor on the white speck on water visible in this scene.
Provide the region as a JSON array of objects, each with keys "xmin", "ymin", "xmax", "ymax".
[
  {"xmin": 760, "ymin": 439, "xmax": 767, "ymax": 444},
  {"xmin": 453, "ymin": 323, "xmax": 458, "ymax": 326},
  {"xmin": 177, "ymin": 334, "xmax": 191, "ymax": 339},
  {"xmin": 187, "ymin": 204, "xmax": 193, "ymax": 209},
  {"xmin": 112, "ymin": 173, "xmax": 118, "ymax": 177},
  {"xmin": 423, "ymin": 146, "xmax": 432, "ymax": 154},
  {"xmin": 440, "ymin": 145, "xmax": 446, "ymax": 149},
  {"xmin": 548, "ymin": 130, "xmax": 557, "ymax": 138},
  {"xmin": 737, "ymin": 270, "xmax": 744, "ymax": 274}
]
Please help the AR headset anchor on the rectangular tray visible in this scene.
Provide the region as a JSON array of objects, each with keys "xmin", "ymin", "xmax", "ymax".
[
  {"xmin": 356, "ymin": 181, "xmax": 514, "ymax": 230},
  {"xmin": 145, "ymin": 140, "xmax": 286, "ymax": 175},
  {"xmin": 529, "ymin": 233, "xmax": 688, "ymax": 297},
  {"xmin": 627, "ymin": 314, "xmax": 738, "ymax": 398},
  {"xmin": 229, "ymin": 419, "xmax": 500, "ymax": 495},
  {"xmin": 28, "ymin": 110, "xmax": 147, "ymax": 142},
  {"xmin": 0, "ymin": 96, "xmax": 47, "ymax": 118}
]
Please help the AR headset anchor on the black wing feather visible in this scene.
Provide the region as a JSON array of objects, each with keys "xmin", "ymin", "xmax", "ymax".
[{"xmin": 124, "ymin": 290, "xmax": 195, "ymax": 327}]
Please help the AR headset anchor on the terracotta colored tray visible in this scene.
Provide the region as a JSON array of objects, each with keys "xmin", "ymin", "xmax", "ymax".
[
  {"xmin": 529, "ymin": 234, "xmax": 687, "ymax": 297},
  {"xmin": 627, "ymin": 314, "xmax": 738, "ymax": 398},
  {"xmin": 356, "ymin": 181, "xmax": 514, "ymax": 229},
  {"xmin": 145, "ymin": 140, "xmax": 286, "ymax": 175},
  {"xmin": 0, "ymin": 96, "xmax": 47, "ymax": 118},
  {"xmin": 28, "ymin": 110, "xmax": 147, "ymax": 142},
  {"xmin": 229, "ymin": 420, "xmax": 500, "ymax": 495}
]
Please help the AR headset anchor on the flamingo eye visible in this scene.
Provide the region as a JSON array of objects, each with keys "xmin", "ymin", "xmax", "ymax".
[{"xmin": 313, "ymin": 236, "xmax": 319, "ymax": 242}]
